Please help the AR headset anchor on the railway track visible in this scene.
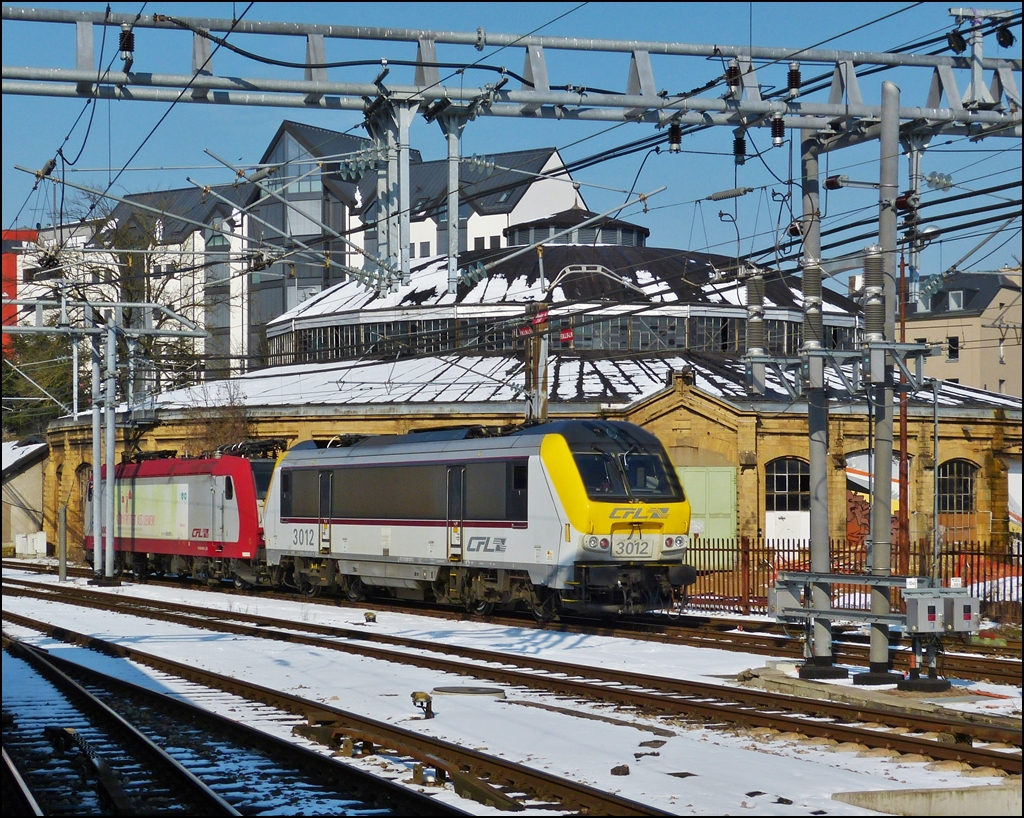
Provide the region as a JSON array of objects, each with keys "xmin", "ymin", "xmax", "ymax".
[
  {"xmin": 5, "ymin": 559, "xmax": 1020, "ymax": 682},
  {"xmin": 4, "ymin": 576, "xmax": 1021, "ymax": 778},
  {"xmin": 2, "ymin": 623, "xmax": 678, "ymax": 816},
  {"xmin": 2, "ymin": 636, "xmax": 241, "ymax": 816},
  {"xmin": 3, "ymin": 633, "xmax": 460, "ymax": 816}
]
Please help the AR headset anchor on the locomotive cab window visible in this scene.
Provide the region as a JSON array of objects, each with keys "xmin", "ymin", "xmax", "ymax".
[
  {"xmin": 574, "ymin": 453, "xmax": 627, "ymax": 499},
  {"xmin": 224, "ymin": 477, "xmax": 234, "ymax": 500},
  {"xmin": 251, "ymin": 460, "xmax": 275, "ymax": 501},
  {"xmin": 574, "ymin": 451, "xmax": 682, "ymax": 502},
  {"xmin": 622, "ymin": 453, "xmax": 683, "ymax": 500}
]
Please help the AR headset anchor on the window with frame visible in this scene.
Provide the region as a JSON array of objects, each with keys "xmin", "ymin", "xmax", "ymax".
[
  {"xmin": 947, "ymin": 336, "xmax": 959, "ymax": 362},
  {"xmin": 948, "ymin": 290, "xmax": 964, "ymax": 311},
  {"xmin": 937, "ymin": 459, "xmax": 976, "ymax": 513},
  {"xmin": 765, "ymin": 458, "xmax": 810, "ymax": 511}
]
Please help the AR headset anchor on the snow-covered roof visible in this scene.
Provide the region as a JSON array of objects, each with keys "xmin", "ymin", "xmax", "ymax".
[
  {"xmin": 142, "ymin": 354, "xmax": 687, "ymax": 411},
  {"xmin": 2, "ymin": 437, "xmax": 48, "ymax": 477},
  {"xmin": 132, "ymin": 351, "xmax": 1020, "ymax": 418}
]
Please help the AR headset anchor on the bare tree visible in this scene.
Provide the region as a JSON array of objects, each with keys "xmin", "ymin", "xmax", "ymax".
[{"xmin": 177, "ymin": 379, "xmax": 253, "ymax": 456}]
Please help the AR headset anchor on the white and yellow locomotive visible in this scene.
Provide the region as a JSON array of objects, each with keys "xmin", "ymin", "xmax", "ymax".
[{"xmin": 263, "ymin": 419, "xmax": 695, "ymax": 618}]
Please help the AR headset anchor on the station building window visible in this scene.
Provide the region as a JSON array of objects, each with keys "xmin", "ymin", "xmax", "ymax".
[
  {"xmin": 765, "ymin": 458, "xmax": 810, "ymax": 511},
  {"xmin": 937, "ymin": 459, "xmax": 977, "ymax": 513}
]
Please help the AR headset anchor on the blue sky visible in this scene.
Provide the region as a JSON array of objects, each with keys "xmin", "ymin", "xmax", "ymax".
[{"xmin": 2, "ymin": 2, "xmax": 1021, "ymax": 284}]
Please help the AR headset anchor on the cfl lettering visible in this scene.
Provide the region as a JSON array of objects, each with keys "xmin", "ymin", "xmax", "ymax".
[
  {"xmin": 466, "ymin": 536, "xmax": 507, "ymax": 553},
  {"xmin": 191, "ymin": 527, "xmax": 210, "ymax": 538},
  {"xmin": 609, "ymin": 507, "xmax": 669, "ymax": 520}
]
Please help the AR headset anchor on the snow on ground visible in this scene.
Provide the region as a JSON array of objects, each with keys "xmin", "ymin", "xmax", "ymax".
[{"xmin": 2, "ymin": 567, "xmax": 1019, "ymax": 815}]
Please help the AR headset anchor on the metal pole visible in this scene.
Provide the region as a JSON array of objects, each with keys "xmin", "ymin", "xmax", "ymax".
[
  {"xmin": 91, "ymin": 321, "xmax": 102, "ymax": 576},
  {"xmin": 440, "ymin": 112, "xmax": 465, "ymax": 294},
  {"xmin": 932, "ymin": 378, "xmax": 941, "ymax": 581},
  {"xmin": 898, "ymin": 252, "xmax": 910, "ymax": 573},
  {"xmin": 858, "ymin": 80, "xmax": 901, "ymax": 685},
  {"xmin": 905, "ymin": 138, "xmax": 926, "ymax": 303},
  {"xmin": 71, "ymin": 333, "xmax": 79, "ymax": 417},
  {"xmin": 397, "ymin": 102, "xmax": 416, "ymax": 283},
  {"xmin": 104, "ymin": 324, "xmax": 116, "ymax": 580},
  {"xmin": 799, "ymin": 130, "xmax": 845, "ymax": 679}
]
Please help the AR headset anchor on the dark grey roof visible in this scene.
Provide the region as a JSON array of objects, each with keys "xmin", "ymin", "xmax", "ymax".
[
  {"xmin": 350, "ymin": 147, "xmax": 562, "ymax": 219},
  {"xmin": 505, "ymin": 206, "xmax": 649, "ymax": 237},
  {"xmin": 909, "ymin": 271, "xmax": 1021, "ymax": 319},
  {"xmin": 439, "ymin": 244, "xmax": 859, "ymax": 312},
  {"xmin": 103, "ymin": 184, "xmax": 256, "ymax": 246},
  {"xmin": 259, "ymin": 120, "xmax": 423, "ymax": 167}
]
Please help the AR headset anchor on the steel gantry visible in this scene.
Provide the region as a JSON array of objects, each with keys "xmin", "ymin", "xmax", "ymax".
[{"xmin": 3, "ymin": 5, "xmax": 1021, "ymax": 293}]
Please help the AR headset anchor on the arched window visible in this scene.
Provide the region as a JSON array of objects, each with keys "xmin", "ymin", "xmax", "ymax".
[
  {"xmin": 765, "ymin": 458, "xmax": 810, "ymax": 511},
  {"xmin": 937, "ymin": 459, "xmax": 977, "ymax": 513}
]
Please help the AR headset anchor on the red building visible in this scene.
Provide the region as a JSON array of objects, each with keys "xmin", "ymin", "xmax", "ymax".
[{"xmin": 2, "ymin": 229, "xmax": 37, "ymax": 353}]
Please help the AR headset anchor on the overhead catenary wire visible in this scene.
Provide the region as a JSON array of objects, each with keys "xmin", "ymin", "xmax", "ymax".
[{"xmin": 8, "ymin": 5, "xmax": 1015, "ymax": 386}]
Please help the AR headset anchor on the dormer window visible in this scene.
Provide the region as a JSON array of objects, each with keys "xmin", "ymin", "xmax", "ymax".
[{"xmin": 948, "ymin": 290, "xmax": 964, "ymax": 311}]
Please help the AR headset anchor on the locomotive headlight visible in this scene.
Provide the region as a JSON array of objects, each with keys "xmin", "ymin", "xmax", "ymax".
[
  {"xmin": 663, "ymin": 535, "xmax": 688, "ymax": 551},
  {"xmin": 585, "ymin": 535, "xmax": 600, "ymax": 551},
  {"xmin": 599, "ymin": 538, "xmax": 610, "ymax": 550}
]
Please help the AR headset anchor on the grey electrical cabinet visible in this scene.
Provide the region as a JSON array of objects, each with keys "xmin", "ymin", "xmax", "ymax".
[
  {"xmin": 903, "ymin": 589, "xmax": 945, "ymax": 634},
  {"xmin": 942, "ymin": 589, "xmax": 981, "ymax": 633}
]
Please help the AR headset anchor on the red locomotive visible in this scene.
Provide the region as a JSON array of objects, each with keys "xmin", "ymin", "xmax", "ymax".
[{"xmin": 85, "ymin": 443, "xmax": 279, "ymax": 584}]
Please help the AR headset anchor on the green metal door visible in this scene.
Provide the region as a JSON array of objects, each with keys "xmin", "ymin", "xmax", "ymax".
[{"xmin": 677, "ymin": 466, "xmax": 737, "ymax": 569}]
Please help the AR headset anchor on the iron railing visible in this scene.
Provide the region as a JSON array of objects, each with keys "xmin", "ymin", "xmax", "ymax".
[{"xmin": 684, "ymin": 537, "xmax": 1021, "ymax": 624}]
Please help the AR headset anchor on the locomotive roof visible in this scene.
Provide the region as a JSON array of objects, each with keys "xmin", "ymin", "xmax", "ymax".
[{"xmin": 280, "ymin": 419, "xmax": 664, "ymax": 467}]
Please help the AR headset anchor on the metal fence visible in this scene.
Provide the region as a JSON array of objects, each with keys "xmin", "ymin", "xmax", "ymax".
[{"xmin": 684, "ymin": 537, "xmax": 1022, "ymax": 624}]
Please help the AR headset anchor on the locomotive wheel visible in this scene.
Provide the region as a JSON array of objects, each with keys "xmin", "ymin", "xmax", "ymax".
[
  {"xmin": 531, "ymin": 595, "xmax": 558, "ymax": 623},
  {"xmin": 468, "ymin": 600, "xmax": 495, "ymax": 617},
  {"xmin": 300, "ymin": 579, "xmax": 321, "ymax": 598},
  {"xmin": 346, "ymin": 577, "xmax": 366, "ymax": 602},
  {"xmin": 234, "ymin": 576, "xmax": 250, "ymax": 591}
]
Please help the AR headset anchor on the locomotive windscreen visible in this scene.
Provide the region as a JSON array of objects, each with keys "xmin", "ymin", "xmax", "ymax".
[{"xmin": 573, "ymin": 450, "xmax": 683, "ymax": 502}]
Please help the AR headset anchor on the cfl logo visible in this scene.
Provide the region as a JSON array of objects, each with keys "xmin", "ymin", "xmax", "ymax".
[
  {"xmin": 609, "ymin": 507, "xmax": 669, "ymax": 520},
  {"xmin": 467, "ymin": 536, "xmax": 507, "ymax": 553}
]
